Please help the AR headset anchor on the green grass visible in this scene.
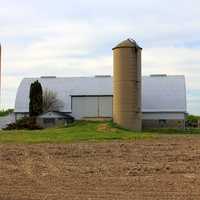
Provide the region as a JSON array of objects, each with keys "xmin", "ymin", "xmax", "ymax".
[
  {"xmin": 0, "ymin": 121, "xmax": 155, "ymax": 144},
  {"xmin": 147, "ymin": 128, "xmax": 200, "ymax": 134}
]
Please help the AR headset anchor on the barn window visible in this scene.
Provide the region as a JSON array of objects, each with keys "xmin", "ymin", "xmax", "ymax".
[
  {"xmin": 159, "ymin": 119, "xmax": 167, "ymax": 127},
  {"xmin": 43, "ymin": 118, "xmax": 55, "ymax": 124}
]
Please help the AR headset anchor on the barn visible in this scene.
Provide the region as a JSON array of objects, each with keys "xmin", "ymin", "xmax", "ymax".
[{"xmin": 14, "ymin": 74, "xmax": 187, "ymax": 129}]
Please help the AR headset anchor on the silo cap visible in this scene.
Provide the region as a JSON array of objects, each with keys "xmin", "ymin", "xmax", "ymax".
[{"xmin": 112, "ymin": 38, "xmax": 142, "ymax": 50}]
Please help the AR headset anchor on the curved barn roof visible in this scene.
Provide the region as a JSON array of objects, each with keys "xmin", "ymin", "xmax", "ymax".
[
  {"xmin": 142, "ymin": 75, "xmax": 187, "ymax": 112},
  {"xmin": 15, "ymin": 75, "xmax": 186, "ymax": 113}
]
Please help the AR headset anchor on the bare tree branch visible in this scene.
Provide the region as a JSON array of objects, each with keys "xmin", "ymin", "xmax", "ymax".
[{"xmin": 43, "ymin": 89, "xmax": 64, "ymax": 112}]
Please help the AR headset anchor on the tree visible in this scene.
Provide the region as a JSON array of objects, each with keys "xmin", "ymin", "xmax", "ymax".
[
  {"xmin": 42, "ymin": 88, "xmax": 63, "ymax": 112},
  {"xmin": 186, "ymin": 115, "xmax": 200, "ymax": 128},
  {"xmin": 29, "ymin": 80, "xmax": 43, "ymax": 116}
]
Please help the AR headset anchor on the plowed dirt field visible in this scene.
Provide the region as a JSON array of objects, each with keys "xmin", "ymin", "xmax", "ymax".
[{"xmin": 1, "ymin": 137, "xmax": 200, "ymax": 199}]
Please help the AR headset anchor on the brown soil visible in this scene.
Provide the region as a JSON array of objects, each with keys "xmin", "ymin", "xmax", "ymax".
[
  {"xmin": 1, "ymin": 137, "xmax": 200, "ymax": 200},
  {"xmin": 96, "ymin": 123, "xmax": 118, "ymax": 132}
]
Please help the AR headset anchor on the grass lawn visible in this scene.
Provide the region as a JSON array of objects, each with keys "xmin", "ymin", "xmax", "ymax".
[
  {"xmin": 147, "ymin": 128, "xmax": 200, "ymax": 134},
  {"xmin": 0, "ymin": 121, "xmax": 156, "ymax": 144}
]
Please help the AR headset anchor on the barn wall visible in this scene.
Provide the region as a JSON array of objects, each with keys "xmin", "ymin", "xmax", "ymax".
[
  {"xmin": 142, "ymin": 119, "xmax": 185, "ymax": 129},
  {"xmin": 14, "ymin": 111, "xmax": 186, "ymax": 129},
  {"xmin": 142, "ymin": 112, "xmax": 185, "ymax": 120},
  {"xmin": 15, "ymin": 113, "xmax": 29, "ymax": 121},
  {"xmin": 142, "ymin": 112, "xmax": 186, "ymax": 129}
]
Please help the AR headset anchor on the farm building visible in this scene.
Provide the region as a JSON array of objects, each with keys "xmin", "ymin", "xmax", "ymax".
[
  {"xmin": 14, "ymin": 74, "xmax": 187, "ymax": 129},
  {"xmin": 36, "ymin": 111, "xmax": 74, "ymax": 128}
]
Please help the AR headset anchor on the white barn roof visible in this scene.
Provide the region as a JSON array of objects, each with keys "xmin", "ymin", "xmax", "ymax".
[
  {"xmin": 142, "ymin": 75, "xmax": 186, "ymax": 113},
  {"xmin": 15, "ymin": 75, "xmax": 187, "ymax": 113}
]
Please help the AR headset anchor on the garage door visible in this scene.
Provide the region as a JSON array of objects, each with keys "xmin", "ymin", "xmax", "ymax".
[
  {"xmin": 98, "ymin": 97, "xmax": 113, "ymax": 117},
  {"xmin": 72, "ymin": 96, "xmax": 112, "ymax": 119}
]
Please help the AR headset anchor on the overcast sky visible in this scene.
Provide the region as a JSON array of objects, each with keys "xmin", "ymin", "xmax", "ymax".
[{"xmin": 0, "ymin": 0, "xmax": 200, "ymax": 114}]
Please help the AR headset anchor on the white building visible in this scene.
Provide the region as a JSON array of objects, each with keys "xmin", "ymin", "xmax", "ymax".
[{"xmin": 15, "ymin": 74, "xmax": 187, "ymax": 129}]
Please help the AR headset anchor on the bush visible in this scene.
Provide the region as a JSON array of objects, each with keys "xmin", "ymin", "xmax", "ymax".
[{"xmin": 4, "ymin": 117, "xmax": 42, "ymax": 130}]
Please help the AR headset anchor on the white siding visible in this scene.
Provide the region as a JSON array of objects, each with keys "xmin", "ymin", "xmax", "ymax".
[
  {"xmin": 99, "ymin": 97, "xmax": 113, "ymax": 117},
  {"xmin": 15, "ymin": 113, "xmax": 29, "ymax": 120},
  {"xmin": 142, "ymin": 112, "xmax": 185, "ymax": 120}
]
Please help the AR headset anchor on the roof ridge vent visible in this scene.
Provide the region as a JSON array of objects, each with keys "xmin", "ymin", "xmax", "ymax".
[
  {"xmin": 95, "ymin": 75, "xmax": 111, "ymax": 78},
  {"xmin": 41, "ymin": 76, "xmax": 56, "ymax": 78},
  {"xmin": 150, "ymin": 74, "xmax": 167, "ymax": 77}
]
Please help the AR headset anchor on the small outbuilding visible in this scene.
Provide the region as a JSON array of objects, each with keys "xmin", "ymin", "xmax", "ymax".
[{"xmin": 36, "ymin": 111, "xmax": 74, "ymax": 128}]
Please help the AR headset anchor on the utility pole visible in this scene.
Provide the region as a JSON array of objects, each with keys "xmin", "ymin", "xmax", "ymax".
[{"xmin": 0, "ymin": 44, "xmax": 1, "ymax": 109}]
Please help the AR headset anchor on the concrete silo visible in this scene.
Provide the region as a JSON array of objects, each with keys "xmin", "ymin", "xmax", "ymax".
[{"xmin": 112, "ymin": 39, "xmax": 142, "ymax": 131}]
